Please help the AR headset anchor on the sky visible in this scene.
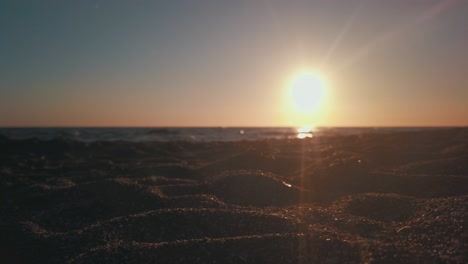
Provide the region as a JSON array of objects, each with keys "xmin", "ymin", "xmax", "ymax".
[{"xmin": 1, "ymin": 0, "xmax": 467, "ymax": 127}]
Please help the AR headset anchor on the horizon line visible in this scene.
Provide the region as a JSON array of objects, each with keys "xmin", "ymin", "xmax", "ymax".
[{"xmin": 1, "ymin": 125, "xmax": 467, "ymax": 129}]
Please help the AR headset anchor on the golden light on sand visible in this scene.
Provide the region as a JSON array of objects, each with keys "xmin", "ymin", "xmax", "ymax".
[{"xmin": 289, "ymin": 70, "xmax": 326, "ymax": 114}]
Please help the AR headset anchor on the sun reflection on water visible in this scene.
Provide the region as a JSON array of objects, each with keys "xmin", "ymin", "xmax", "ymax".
[{"xmin": 296, "ymin": 125, "xmax": 314, "ymax": 139}]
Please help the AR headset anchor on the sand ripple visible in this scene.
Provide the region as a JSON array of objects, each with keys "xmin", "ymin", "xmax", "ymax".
[{"xmin": 1, "ymin": 129, "xmax": 467, "ymax": 263}]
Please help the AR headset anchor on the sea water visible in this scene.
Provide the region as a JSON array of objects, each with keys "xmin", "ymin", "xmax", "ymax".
[{"xmin": 0, "ymin": 127, "xmax": 454, "ymax": 142}]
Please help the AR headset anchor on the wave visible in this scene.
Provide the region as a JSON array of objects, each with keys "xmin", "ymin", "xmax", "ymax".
[{"xmin": 146, "ymin": 128, "xmax": 179, "ymax": 135}]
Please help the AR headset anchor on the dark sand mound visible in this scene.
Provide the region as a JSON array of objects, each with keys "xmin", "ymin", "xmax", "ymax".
[
  {"xmin": 128, "ymin": 164, "xmax": 198, "ymax": 179},
  {"xmin": 198, "ymin": 149, "xmax": 303, "ymax": 177},
  {"xmin": 1, "ymin": 129, "xmax": 467, "ymax": 263},
  {"xmin": 158, "ymin": 183, "xmax": 206, "ymax": 197},
  {"xmin": 19, "ymin": 179, "xmax": 166, "ymax": 232},
  {"xmin": 337, "ymin": 193, "xmax": 417, "ymax": 222},
  {"xmin": 78, "ymin": 208, "xmax": 297, "ymax": 243},
  {"xmin": 16, "ymin": 208, "xmax": 298, "ymax": 263},
  {"xmin": 206, "ymin": 171, "xmax": 300, "ymax": 206},
  {"xmin": 71, "ymin": 233, "xmax": 362, "ymax": 264},
  {"xmin": 393, "ymin": 157, "xmax": 468, "ymax": 175},
  {"xmin": 135, "ymin": 176, "xmax": 197, "ymax": 186}
]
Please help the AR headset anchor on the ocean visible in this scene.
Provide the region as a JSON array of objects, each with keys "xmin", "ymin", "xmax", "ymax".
[{"xmin": 0, "ymin": 127, "xmax": 454, "ymax": 142}]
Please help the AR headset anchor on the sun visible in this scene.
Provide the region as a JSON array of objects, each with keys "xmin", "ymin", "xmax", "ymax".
[
  {"xmin": 283, "ymin": 69, "xmax": 329, "ymax": 127},
  {"xmin": 289, "ymin": 70, "xmax": 326, "ymax": 114}
]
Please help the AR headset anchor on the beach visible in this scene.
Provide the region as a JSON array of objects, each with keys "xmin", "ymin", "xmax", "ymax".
[{"xmin": 1, "ymin": 128, "xmax": 467, "ymax": 263}]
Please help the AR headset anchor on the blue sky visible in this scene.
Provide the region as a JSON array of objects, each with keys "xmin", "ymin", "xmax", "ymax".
[{"xmin": 1, "ymin": 0, "xmax": 467, "ymax": 126}]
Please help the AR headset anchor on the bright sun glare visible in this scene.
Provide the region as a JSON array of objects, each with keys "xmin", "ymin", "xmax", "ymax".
[{"xmin": 289, "ymin": 71, "xmax": 326, "ymax": 114}]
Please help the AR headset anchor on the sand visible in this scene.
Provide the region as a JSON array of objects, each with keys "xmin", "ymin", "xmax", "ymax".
[{"xmin": 1, "ymin": 129, "xmax": 467, "ymax": 263}]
